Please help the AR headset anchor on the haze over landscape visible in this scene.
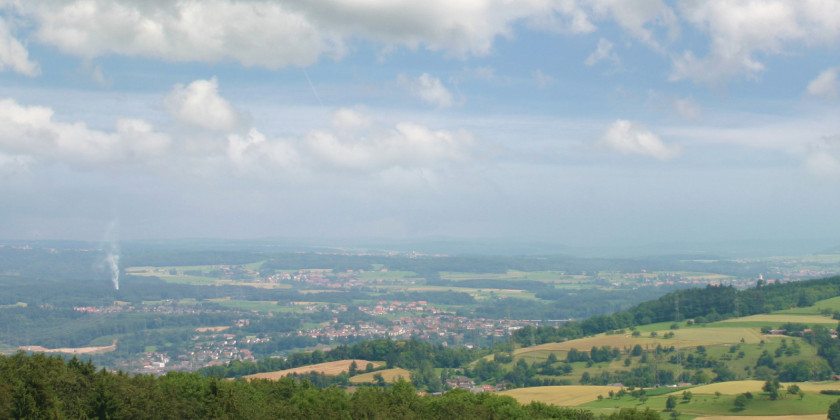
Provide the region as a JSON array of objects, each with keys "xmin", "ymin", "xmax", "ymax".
[{"xmin": 1, "ymin": 1, "xmax": 840, "ymax": 253}]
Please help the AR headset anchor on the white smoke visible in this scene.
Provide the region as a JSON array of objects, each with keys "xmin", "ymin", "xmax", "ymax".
[
  {"xmin": 101, "ymin": 220, "xmax": 120, "ymax": 290},
  {"xmin": 106, "ymin": 243, "xmax": 120, "ymax": 290}
]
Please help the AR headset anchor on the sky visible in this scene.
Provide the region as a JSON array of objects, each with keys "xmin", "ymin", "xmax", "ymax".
[{"xmin": 0, "ymin": 0, "xmax": 839, "ymax": 252}]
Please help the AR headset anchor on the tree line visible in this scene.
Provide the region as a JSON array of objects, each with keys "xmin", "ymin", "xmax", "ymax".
[{"xmin": 0, "ymin": 351, "xmax": 604, "ymax": 420}]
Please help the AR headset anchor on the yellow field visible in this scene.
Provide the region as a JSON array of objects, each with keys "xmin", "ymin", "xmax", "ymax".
[
  {"xmin": 680, "ymin": 381, "xmax": 766, "ymax": 395},
  {"xmin": 349, "ymin": 368, "xmax": 412, "ymax": 384},
  {"xmin": 719, "ymin": 314, "xmax": 837, "ymax": 325},
  {"xmin": 515, "ymin": 336, "xmax": 659, "ymax": 356},
  {"xmin": 499, "ymin": 385, "xmax": 620, "ymax": 406},
  {"xmin": 195, "ymin": 326, "xmax": 229, "ymax": 332},
  {"xmin": 671, "ymin": 327, "xmax": 765, "ymax": 344},
  {"xmin": 667, "ymin": 380, "xmax": 840, "ymax": 396},
  {"xmin": 243, "ymin": 359, "xmax": 382, "ymax": 381},
  {"xmin": 515, "ymin": 327, "xmax": 762, "ymax": 357},
  {"xmin": 781, "ymin": 381, "xmax": 840, "ymax": 393}
]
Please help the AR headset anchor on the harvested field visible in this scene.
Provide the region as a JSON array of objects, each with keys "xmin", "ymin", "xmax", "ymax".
[
  {"xmin": 499, "ymin": 385, "xmax": 621, "ymax": 406},
  {"xmin": 350, "ymin": 368, "xmax": 411, "ymax": 384},
  {"xmin": 671, "ymin": 327, "xmax": 764, "ymax": 344},
  {"xmin": 20, "ymin": 339, "xmax": 117, "ymax": 355},
  {"xmin": 515, "ymin": 336, "xmax": 660, "ymax": 356},
  {"xmin": 670, "ymin": 380, "xmax": 840, "ymax": 396},
  {"xmin": 195, "ymin": 326, "xmax": 229, "ymax": 332},
  {"xmin": 515, "ymin": 327, "xmax": 761, "ymax": 357},
  {"xmin": 679, "ymin": 380, "xmax": 766, "ymax": 395},
  {"xmin": 780, "ymin": 381, "xmax": 840, "ymax": 393},
  {"xmin": 243, "ymin": 359, "xmax": 383, "ymax": 381},
  {"xmin": 719, "ymin": 314, "xmax": 836, "ymax": 325}
]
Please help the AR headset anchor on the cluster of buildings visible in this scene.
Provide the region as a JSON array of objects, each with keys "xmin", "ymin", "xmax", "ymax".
[
  {"xmin": 119, "ymin": 330, "xmax": 269, "ymax": 374},
  {"xmin": 443, "ymin": 376, "xmax": 505, "ymax": 393},
  {"xmin": 297, "ymin": 303, "xmax": 545, "ymax": 346}
]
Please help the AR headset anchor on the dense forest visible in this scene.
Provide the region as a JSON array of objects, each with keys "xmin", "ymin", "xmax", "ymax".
[{"xmin": 0, "ymin": 352, "xmax": 615, "ymax": 420}]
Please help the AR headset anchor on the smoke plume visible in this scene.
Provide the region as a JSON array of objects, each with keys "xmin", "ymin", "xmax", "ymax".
[
  {"xmin": 106, "ymin": 243, "xmax": 120, "ymax": 290},
  {"xmin": 101, "ymin": 221, "xmax": 120, "ymax": 290}
]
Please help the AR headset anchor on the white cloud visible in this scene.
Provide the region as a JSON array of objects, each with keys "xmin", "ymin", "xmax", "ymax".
[
  {"xmin": 526, "ymin": 0, "xmax": 596, "ymax": 34},
  {"xmin": 807, "ymin": 67, "xmax": 840, "ymax": 99},
  {"xmin": 584, "ymin": 38, "xmax": 619, "ymax": 66},
  {"xmin": 589, "ymin": 0, "xmax": 679, "ymax": 49},
  {"xmin": 0, "ymin": 98, "xmax": 170, "ymax": 167},
  {"xmin": 533, "ymin": 70, "xmax": 555, "ymax": 88},
  {"xmin": 164, "ymin": 78, "xmax": 245, "ymax": 131},
  {"xmin": 227, "ymin": 128, "xmax": 298, "ymax": 170},
  {"xmin": 331, "ymin": 108, "xmax": 372, "ymax": 132},
  {"xmin": 21, "ymin": 0, "xmax": 340, "ymax": 68},
  {"xmin": 805, "ymin": 151, "xmax": 840, "ymax": 178},
  {"xmin": 601, "ymin": 120, "xmax": 680, "ymax": 160},
  {"xmin": 0, "ymin": 153, "xmax": 32, "ymax": 177},
  {"xmin": 9, "ymin": 0, "xmax": 609, "ymax": 67},
  {"xmin": 397, "ymin": 73, "xmax": 455, "ymax": 108},
  {"xmin": 302, "ymin": 109, "xmax": 476, "ymax": 172},
  {"xmin": 673, "ymin": 0, "xmax": 840, "ymax": 84},
  {"xmin": 0, "ymin": 17, "xmax": 40, "ymax": 76}
]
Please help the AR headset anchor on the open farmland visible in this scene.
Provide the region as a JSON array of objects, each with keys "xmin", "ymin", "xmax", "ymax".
[
  {"xmin": 349, "ymin": 368, "xmax": 412, "ymax": 384},
  {"xmin": 242, "ymin": 359, "xmax": 383, "ymax": 381},
  {"xmin": 580, "ymin": 390, "xmax": 838, "ymax": 417},
  {"xmin": 675, "ymin": 380, "xmax": 767, "ymax": 395},
  {"xmin": 499, "ymin": 385, "xmax": 621, "ymax": 406},
  {"xmin": 514, "ymin": 326, "xmax": 763, "ymax": 358},
  {"xmin": 18, "ymin": 339, "xmax": 118, "ymax": 355},
  {"xmin": 717, "ymin": 314, "xmax": 837, "ymax": 326}
]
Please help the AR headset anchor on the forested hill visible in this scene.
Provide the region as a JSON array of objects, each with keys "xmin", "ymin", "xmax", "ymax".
[
  {"xmin": 513, "ymin": 275, "xmax": 840, "ymax": 346},
  {"xmin": 0, "ymin": 352, "xmax": 610, "ymax": 420}
]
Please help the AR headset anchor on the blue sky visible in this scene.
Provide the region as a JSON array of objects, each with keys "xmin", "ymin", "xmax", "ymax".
[{"xmin": 1, "ymin": 1, "xmax": 839, "ymax": 252}]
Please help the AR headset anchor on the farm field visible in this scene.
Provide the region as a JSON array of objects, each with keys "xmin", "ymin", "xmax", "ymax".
[
  {"xmin": 575, "ymin": 385, "xmax": 839, "ymax": 417},
  {"xmin": 716, "ymin": 314, "xmax": 836, "ymax": 326},
  {"xmin": 514, "ymin": 327, "xmax": 764, "ymax": 359},
  {"xmin": 350, "ymin": 368, "xmax": 412, "ymax": 384},
  {"xmin": 680, "ymin": 381, "xmax": 766, "ymax": 395},
  {"xmin": 18, "ymin": 339, "xmax": 118, "ymax": 355},
  {"xmin": 242, "ymin": 359, "xmax": 383, "ymax": 381},
  {"xmin": 681, "ymin": 380, "xmax": 840, "ymax": 396},
  {"xmin": 499, "ymin": 385, "xmax": 621, "ymax": 406},
  {"xmin": 195, "ymin": 326, "xmax": 229, "ymax": 332}
]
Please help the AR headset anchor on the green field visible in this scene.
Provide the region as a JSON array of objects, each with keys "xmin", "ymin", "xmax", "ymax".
[
  {"xmin": 580, "ymin": 391, "xmax": 837, "ymax": 416},
  {"xmin": 775, "ymin": 296, "xmax": 840, "ymax": 315},
  {"xmin": 206, "ymin": 299, "xmax": 284, "ymax": 312}
]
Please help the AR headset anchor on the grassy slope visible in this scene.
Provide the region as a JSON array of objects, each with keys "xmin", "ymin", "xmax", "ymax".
[{"xmin": 494, "ymin": 294, "xmax": 840, "ymax": 417}]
